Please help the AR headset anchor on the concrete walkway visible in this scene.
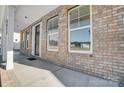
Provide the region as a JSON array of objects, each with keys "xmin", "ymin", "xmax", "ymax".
[
  {"xmin": 0, "ymin": 52, "xmax": 64, "ymax": 87},
  {"xmin": 0, "ymin": 63, "xmax": 64, "ymax": 87},
  {"xmin": 13, "ymin": 51, "xmax": 119, "ymax": 87},
  {"xmin": 13, "ymin": 63, "xmax": 64, "ymax": 87}
]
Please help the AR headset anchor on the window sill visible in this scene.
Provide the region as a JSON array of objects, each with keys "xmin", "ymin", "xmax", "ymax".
[
  {"xmin": 69, "ymin": 50, "xmax": 93, "ymax": 54},
  {"xmin": 47, "ymin": 49, "xmax": 58, "ymax": 52}
]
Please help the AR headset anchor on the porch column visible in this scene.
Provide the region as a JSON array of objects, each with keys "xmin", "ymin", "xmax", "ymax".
[
  {"xmin": 2, "ymin": 21, "xmax": 7, "ymax": 61},
  {"xmin": 1, "ymin": 6, "xmax": 7, "ymax": 61},
  {"xmin": 6, "ymin": 6, "xmax": 14, "ymax": 70}
]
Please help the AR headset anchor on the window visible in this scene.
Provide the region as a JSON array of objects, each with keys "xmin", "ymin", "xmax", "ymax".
[
  {"xmin": 68, "ymin": 5, "xmax": 92, "ymax": 53},
  {"xmin": 47, "ymin": 16, "xmax": 59, "ymax": 51},
  {"xmin": 26, "ymin": 31, "xmax": 29, "ymax": 49},
  {"xmin": 21, "ymin": 32, "xmax": 25, "ymax": 49}
]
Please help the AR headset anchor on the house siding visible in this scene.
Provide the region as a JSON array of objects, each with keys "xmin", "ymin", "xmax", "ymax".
[{"xmin": 20, "ymin": 5, "xmax": 124, "ymax": 82}]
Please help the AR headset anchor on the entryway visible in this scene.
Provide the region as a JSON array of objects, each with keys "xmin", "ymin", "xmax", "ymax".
[
  {"xmin": 32, "ymin": 22, "xmax": 42, "ymax": 57},
  {"xmin": 35, "ymin": 25, "xmax": 40, "ymax": 56}
]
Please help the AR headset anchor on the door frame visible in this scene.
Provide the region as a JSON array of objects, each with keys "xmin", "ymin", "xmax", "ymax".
[{"xmin": 31, "ymin": 22, "xmax": 42, "ymax": 57}]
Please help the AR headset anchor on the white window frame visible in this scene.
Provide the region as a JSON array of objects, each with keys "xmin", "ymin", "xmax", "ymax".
[
  {"xmin": 68, "ymin": 5, "xmax": 93, "ymax": 54},
  {"xmin": 26, "ymin": 31, "xmax": 29, "ymax": 49},
  {"xmin": 47, "ymin": 16, "xmax": 59, "ymax": 51}
]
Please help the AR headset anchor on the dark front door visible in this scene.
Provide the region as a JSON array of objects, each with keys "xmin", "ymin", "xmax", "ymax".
[{"xmin": 35, "ymin": 25, "xmax": 40, "ymax": 56}]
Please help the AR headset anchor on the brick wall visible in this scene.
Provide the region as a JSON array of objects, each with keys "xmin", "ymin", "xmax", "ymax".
[{"xmin": 20, "ymin": 5, "xmax": 124, "ymax": 82}]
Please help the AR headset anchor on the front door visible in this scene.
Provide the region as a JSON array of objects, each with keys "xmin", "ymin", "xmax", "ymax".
[{"xmin": 35, "ymin": 25, "xmax": 40, "ymax": 56}]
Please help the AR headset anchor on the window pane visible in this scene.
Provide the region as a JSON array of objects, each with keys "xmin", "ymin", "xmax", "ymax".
[
  {"xmin": 22, "ymin": 33, "xmax": 24, "ymax": 40},
  {"xmin": 49, "ymin": 34, "xmax": 58, "ymax": 49},
  {"xmin": 70, "ymin": 18, "xmax": 79, "ymax": 29},
  {"xmin": 22, "ymin": 41, "xmax": 24, "ymax": 48},
  {"xmin": 26, "ymin": 32, "xmax": 29, "ymax": 48},
  {"xmin": 26, "ymin": 40, "xmax": 28, "ymax": 48},
  {"xmin": 70, "ymin": 8, "xmax": 78, "ymax": 20},
  {"xmin": 70, "ymin": 6, "xmax": 90, "ymax": 29},
  {"xmin": 48, "ymin": 16, "xmax": 58, "ymax": 31},
  {"xmin": 48, "ymin": 21, "xmax": 52, "ymax": 30},
  {"xmin": 22, "ymin": 33, "xmax": 24, "ymax": 48},
  {"xmin": 70, "ymin": 28, "xmax": 90, "ymax": 51},
  {"xmin": 53, "ymin": 17, "xmax": 58, "ymax": 29},
  {"xmin": 26, "ymin": 32, "xmax": 29, "ymax": 40},
  {"xmin": 79, "ymin": 14, "xmax": 90, "ymax": 27},
  {"xmin": 79, "ymin": 5, "xmax": 90, "ymax": 17},
  {"xmin": 22, "ymin": 40, "xmax": 24, "ymax": 48}
]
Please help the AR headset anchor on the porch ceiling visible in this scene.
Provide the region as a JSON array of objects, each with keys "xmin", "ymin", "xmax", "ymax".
[{"xmin": 15, "ymin": 5, "xmax": 60, "ymax": 32}]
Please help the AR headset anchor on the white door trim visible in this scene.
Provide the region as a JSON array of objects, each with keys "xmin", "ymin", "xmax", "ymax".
[
  {"xmin": 31, "ymin": 22, "xmax": 42, "ymax": 57},
  {"xmin": 39, "ymin": 22, "xmax": 42, "ymax": 58}
]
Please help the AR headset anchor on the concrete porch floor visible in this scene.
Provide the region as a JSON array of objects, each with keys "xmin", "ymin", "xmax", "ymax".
[{"xmin": 0, "ymin": 51, "xmax": 119, "ymax": 87}]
